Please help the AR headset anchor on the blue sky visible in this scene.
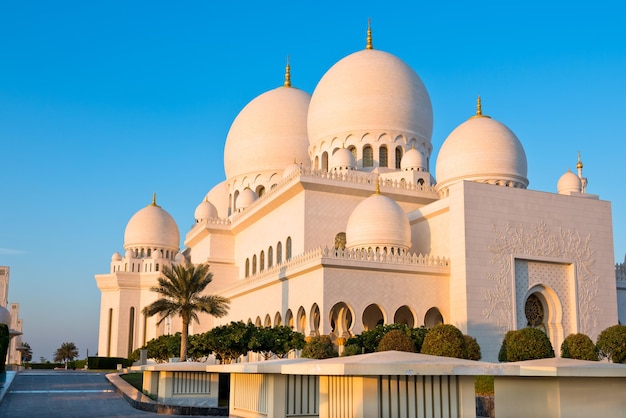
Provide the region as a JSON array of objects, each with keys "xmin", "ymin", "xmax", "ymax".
[{"xmin": 1, "ymin": 1, "xmax": 625, "ymax": 361}]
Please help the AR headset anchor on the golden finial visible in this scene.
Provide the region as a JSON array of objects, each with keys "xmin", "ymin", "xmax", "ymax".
[
  {"xmin": 284, "ymin": 55, "xmax": 291, "ymax": 87},
  {"xmin": 151, "ymin": 193, "xmax": 160, "ymax": 207},
  {"xmin": 576, "ymin": 151, "xmax": 583, "ymax": 169},
  {"xmin": 366, "ymin": 18, "xmax": 373, "ymax": 50},
  {"xmin": 469, "ymin": 95, "xmax": 491, "ymax": 119},
  {"xmin": 375, "ymin": 177, "xmax": 380, "ymax": 194}
]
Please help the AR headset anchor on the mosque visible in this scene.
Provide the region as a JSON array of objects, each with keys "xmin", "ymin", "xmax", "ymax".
[{"xmin": 95, "ymin": 26, "xmax": 621, "ymax": 362}]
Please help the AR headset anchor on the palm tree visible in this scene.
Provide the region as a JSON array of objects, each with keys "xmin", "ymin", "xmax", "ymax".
[
  {"xmin": 54, "ymin": 342, "xmax": 79, "ymax": 364},
  {"xmin": 143, "ymin": 263, "xmax": 229, "ymax": 361},
  {"xmin": 18, "ymin": 342, "xmax": 33, "ymax": 363}
]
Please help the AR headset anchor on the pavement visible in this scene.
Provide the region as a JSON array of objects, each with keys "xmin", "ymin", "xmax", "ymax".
[{"xmin": 0, "ymin": 369, "xmax": 227, "ymax": 417}]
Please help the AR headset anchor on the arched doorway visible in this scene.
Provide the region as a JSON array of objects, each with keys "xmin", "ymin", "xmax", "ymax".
[
  {"xmin": 329, "ymin": 302, "xmax": 353, "ymax": 338},
  {"xmin": 274, "ymin": 312, "xmax": 282, "ymax": 326},
  {"xmin": 424, "ymin": 307, "xmax": 444, "ymax": 328},
  {"xmin": 393, "ymin": 305, "xmax": 415, "ymax": 327},
  {"xmin": 362, "ymin": 304, "xmax": 385, "ymax": 331},
  {"xmin": 310, "ymin": 304, "xmax": 321, "ymax": 336},
  {"xmin": 285, "ymin": 309, "xmax": 294, "ymax": 329},
  {"xmin": 523, "ymin": 285, "xmax": 564, "ymax": 354},
  {"xmin": 296, "ymin": 307, "xmax": 306, "ymax": 334}
]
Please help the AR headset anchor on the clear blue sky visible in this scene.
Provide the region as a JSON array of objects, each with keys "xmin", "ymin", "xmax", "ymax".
[{"xmin": 1, "ymin": 1, "xmax": 625, "ymax": 362}]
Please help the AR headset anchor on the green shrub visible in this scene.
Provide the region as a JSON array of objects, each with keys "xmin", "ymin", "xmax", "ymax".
[
  {"xmin": 596, "ymin": 325, "xmax": 626, "ymax": 363},
  {"xmin": 420, "ymin": 324, "xmax": 466, "ymax": 359},
  {"xmin": 29, "ymin": 362, "xmax": 64, "ymax": 370},
  {"xmin": 87, "ymin": 356, "xmax": 131, "ymax": 370},
  {"xmin": 498, "ymin": 331, "xmax": 516, "ymax": 362},
  {"xmin": 341, "ymin": 344, "xmax": 362, "ymax": 357},
  {"xmin": 464, "ymin": 335, "xmax": 482, "ymax": 360},
  {"xmin": 474, "ymin": 375, "xmax": 494, "ymax": 396},
  {"xmin": 376, "ymin": 329, "xmax": 416, "ymax": 353},
  {"xmin": 302, "ymin": 335, "xmax": 336, "ymax": 359},
  {"xmin": 505, "ymin": 328, "xmax": 554, "ymax": 362},
  {"xmin": 348, "ymin": 324, "xmax": 429, "ymax": 354},
  {"xmin": 560, "ymin": 333, "xmax": 598, "ymax": 361}
]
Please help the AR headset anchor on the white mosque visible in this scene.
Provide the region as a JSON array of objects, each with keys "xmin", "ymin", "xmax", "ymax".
[{"xmin": 95, "ymin": 26, "xmax": 622, "ymax": 362}]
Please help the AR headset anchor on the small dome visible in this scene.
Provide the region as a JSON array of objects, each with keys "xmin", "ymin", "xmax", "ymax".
[
  {"xmin": 330, "ymin": 148, "xmax": 356, "ymax": 171},
  {"xmin": 0, "ymin": 306, "xmax": 10, "ymax": 326},
  {"xmin": 194, "ymin": 199, "xmax": 218, "ymax": 222},
  {"xmin": 111, "ymin": 252, "xmax": 122, "ymax": 262},
  {"xmin": 346, "ymin": 191, "xmax": 411, "ymax": 252},
  {"xmin": 401, "ymin": 147, "xmax": 427, "ymax": 171},
  {"xmin": 557, "ymin": 169, "xmax": 582, "ymax": 194},
  {"xmin": 237, "ymin": 188, "xmax": 258, "ymax": 210},
  {"xmin": 435, "ymin": 101, "xmax": 528, "ymax": 193},
  {"xmin": 308, "ymin": 49, "xmax": 432, "ymax": 146},
  {"xmin": 282, "ymin": 161, "xmax": 302, "ymax": 180},
  {"xmin": 204, "ymin": 181, "xmax": 229, "ymax": 218},
  {"xmin": 224, "ymin": 86, "xmax": 311, "ymax": 181},
  {"xmin": 124, "ymin": 195, "xmax": 180, "ymax": 251}
]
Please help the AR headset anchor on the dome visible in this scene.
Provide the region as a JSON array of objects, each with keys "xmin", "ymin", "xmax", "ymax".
[
  {"xmin": 111, "ymin": 252, "xmax": 122, "ymax": 262},
  {"xmin": 124, "ymin": 195, "xmax": 180, "ymax": 250},
  {"xmin": 236, "ymin": 188, "xmax": 258, "ymax": 210},
  {"xmin": 329, "ymin": 147, "xmax": 356, "ymax": 171},
  {"xmin": 205, "ymin": 181, "xmax": 229, "ymax": 218},
  {"xmin": 401, "ymin": 147, "xmax": 427, "ymax": 171},
  {"xmin": 346, "ymin": 190, "xmax": 411, "ymax": 252},
  {"xmin": 435, "ymin": 100, "xmax": 528, "ymax": 192},
  {"xmin": 282, "ymin": 161, "xmax": 302, "ymax": 180},
  {"xmin": 224, "ymin": 85, "xmax": 311, "ymax": 180},
  {"xmin": 557, "ymin": 169, "xmax": 582, "ymax": 194},
  {"xmin": 0, "ymin": 306, "xmax": 10, "ymax": 326},
  {"xmin": 308, "ymin": 48, "xmax": 432, "ymax": 145},
  {"xmin": 194, "ymin": 199, "xmax": 218, "ymax": 222}
]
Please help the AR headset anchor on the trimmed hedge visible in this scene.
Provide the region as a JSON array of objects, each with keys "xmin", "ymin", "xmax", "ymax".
[
  {"xmin": 88, "ymin": 356, "xmax": 131, "ymax": 370},
  {"xmin": 302, "ymin": 335, "xmax": 336, "ymax": 359},
  {"xmin": 596, "ymin": 325, "xmax": 626, "ymax": 363},
  {"xmin": 377, "ymin": 329, "xmax": 416, "ymax": 353},
  {"xmin": 420, "ymin": 324, "xmax": 466, "ymax": 359},
  {"xmin": 504, "ymin": 328, "xmax": 554, "ymax": 362},
  {"xmin": 29, "ymin": 363, "xmax": 64, "ymax": 370},
  {"xmin": 561, "ymin": 333, "xmax": 598, "ymax": 361},
  {"xmin": 464, "ymin": 335, "xmax": 482, "ymax": 361}
]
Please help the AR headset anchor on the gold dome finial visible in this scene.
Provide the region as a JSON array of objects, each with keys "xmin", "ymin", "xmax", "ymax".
[
  {"xmin": 576, "ymin": 151, "xmax": 583, "ymax": 169},
  {"xmin": 366, "ymin": 18, "xmax": 373, "ymax": 50},
  {"xmin": 151, "ymin": 193, "xmax": 160, "ymax": 207},
  {"xmin": 284, "ymin": 55, "xmax": 291, "ymax": 87},
  {"xmin": 375, "ymin": 176, "xmax": 380, "ymax": 194},
  {"xmin": 469, "ymin": 95, "xmax": 491, "ymax": 119}
]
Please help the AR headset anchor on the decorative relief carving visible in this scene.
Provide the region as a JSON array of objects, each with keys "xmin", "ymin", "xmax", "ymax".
[{"xmin": 482, "ymin": 221, "xmax": 599, "ymax": 336}]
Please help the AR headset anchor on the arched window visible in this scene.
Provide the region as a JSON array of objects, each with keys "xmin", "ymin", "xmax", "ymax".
[
  {"xmin": 268, "ymin": 246, "xmax": 273, "ymax": 268},
  {"xmin": 256, "ymin": 185, "xmax": 265, "ymax": 197},
  {"xmin": 147, "ymin": 249, "xmax": 151, "ymax": 257},
  {"xmin": 155, "ymin": 263, "xmax": 159, "ymax": 272},
  {"xmin": 260, "ymin": 251, "xmax": 265, "ymax": 272},
  {"xmin": 349, "ymin": 146, "xmax": 357, "ymax": 161},
  {"xmin": 363, "ymin": 145, "xmax": 373, "ymax": 167},
  {"xmin": 245, "ymin": 258, "xmax": 250, "ymax": 278},
  {"xmin": 322, "ymin": 152, "xmax": 329, "ymax": 172},
  {"xmin": 379, "ymin": 145, "xmax": 388, "ymax": 167},
  {"xmin": 252, "ymin": 255, "xmax": 257, "ymax": 275},
  {"xmin": 277, "ymin": 242, "xmax": 283, "ymax": 264},
  {"xmin": 314, "ymin": 156, "xmax": 319, "ymax": 170},
  {"xmin": 395, "ymin": 146, "xmax": 403, "ymax": 169},
  {"xmin": 286, "ymin": 237, "xmax": 292, "ymax": 260}
]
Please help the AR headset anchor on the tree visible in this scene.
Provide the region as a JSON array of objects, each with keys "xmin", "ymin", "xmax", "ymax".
[
  {"xmin": 464, "ymin": 335, "xmax": 482, "ymax": 361},
  {"xmin": 142, "ymin": 263, "xmax": 230, "ymax": 361},
  {"xmin": 561, "ymin": 333, "xmax": 598, "ymax": 361},
  {"xmin": 503, "ymin": 328, "xmax": 554, "ymax": 362},
  {"xmin": 201, "ymin": 322, "xmax": 255, "ymax": 363},
  {"xmin": 18, "ymin": 342, "xmax": 33, "ymax": 363},
  {"xmin": 302, "ymin": 335, "xmax": 336, "ymax": 359},
  {"xmin": 54, "ymin": 342, "xmax": 79, "ymax": 364},
  {"xmin": 376, "ymin": 329, "xmax": 416, "ymax": 353}
]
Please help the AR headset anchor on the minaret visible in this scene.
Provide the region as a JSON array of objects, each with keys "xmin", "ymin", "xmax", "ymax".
[{"xmin": 577, "ymin": 152, "xmax": 587, "ymax": 193}]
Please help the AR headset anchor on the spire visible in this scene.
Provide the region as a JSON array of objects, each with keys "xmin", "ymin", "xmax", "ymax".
[
  {"xmin": 151, "ymin": 193, "xmax": 160, "ymax": 207},
  {"xmin": 366, "ymin": 18, "xmax": 373, "ymax": 50},
  {"xmin": 576, "ymin": 151, "xmax": 583, "ymax": 170},
  {"xmin": 375, "ymin": 176, "xmax": 380, "ymax": 194},
  {"xmin": 469, "ymin": 95, "xmax": 491, "ymax": 119},
  {"xmin": 284, "ymin": 56, "xmax": 291, "ymax": 87},
  {"xmin": 577, "ymin": 151, "xmax": 587, "ymax": 193}
]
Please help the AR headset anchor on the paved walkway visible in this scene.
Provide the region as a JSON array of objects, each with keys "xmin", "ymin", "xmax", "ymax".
[{"xmin": 0, "ymin": 369, "xmax": 196, "ymax": 417}]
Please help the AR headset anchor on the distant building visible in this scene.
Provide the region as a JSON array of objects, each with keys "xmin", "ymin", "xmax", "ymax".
[
  {"xmin": 0, "ymin": 267, "xmax": 24, "ymax": 364},
  {"xmin": 96, "ymin": 27, "xmax": 620, "ymax": 361}
]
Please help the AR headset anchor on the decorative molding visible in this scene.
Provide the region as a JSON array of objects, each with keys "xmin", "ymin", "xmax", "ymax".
[{"xmin": 482, "ymin": 221, "xmax": 599, "ymax": 336}]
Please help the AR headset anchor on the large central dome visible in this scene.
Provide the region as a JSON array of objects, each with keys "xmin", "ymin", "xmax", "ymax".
[{"xmin": 307, "ymin": 48, "xmax": 433, "ymax": 145}]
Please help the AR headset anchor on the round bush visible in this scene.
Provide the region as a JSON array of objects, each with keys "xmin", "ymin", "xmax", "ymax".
[
  {"xmin": 560, "ymin": 333, "xmax": 598, "ymax": 361},
  {"xmin": 596, "ymin": 325, "xmax": 626, "ymax": 363},
  {"xmin": 505, "ymin": 328, "xmax": 554, "ymax": 362},
  {"xmin": 464, "ymin": 335, "xmax": 482, "ymax": 360},
  {"xmin": 376, "ymin": 329, "xmax": 416, "ymax": 353},
  {"xmin": 498, "ymin": 331, "xmax": 516, "ymax": 362},
  {"xmin": 341, "ymin": 344, "xmax": 362, "ymax": 357},
  {"xmin": 420, "ymin": 324, "xmax": 466, "ymax": 359},
  {"xmin": 302, "ymin": 335, "xmax": 337, "ymax": 359}
]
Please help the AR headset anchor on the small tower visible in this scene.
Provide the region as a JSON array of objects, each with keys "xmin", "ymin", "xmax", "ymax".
[{"xmin": 577, "ymin": 152, "xmax": 588, "ymax": 193}]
